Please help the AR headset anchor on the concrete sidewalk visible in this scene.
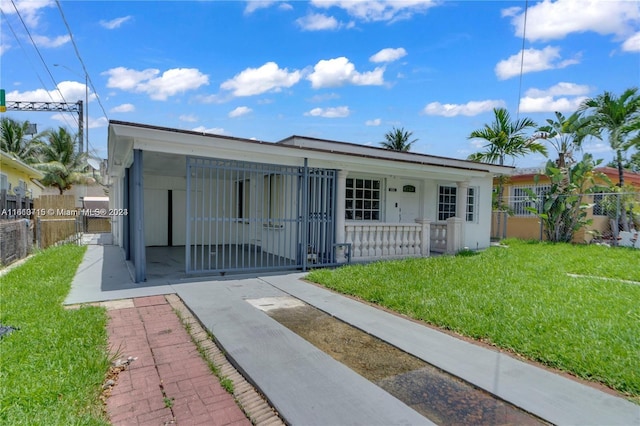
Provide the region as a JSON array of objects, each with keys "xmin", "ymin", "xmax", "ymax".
[{"xmin": 67, "ymin": 244, "xmax": 640, "ymax": 425}]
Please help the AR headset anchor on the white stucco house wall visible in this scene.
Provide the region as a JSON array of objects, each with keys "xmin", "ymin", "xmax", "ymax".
[{"xmin": 107, "ymin": 121, "xmax": 513, "ymax": 282}]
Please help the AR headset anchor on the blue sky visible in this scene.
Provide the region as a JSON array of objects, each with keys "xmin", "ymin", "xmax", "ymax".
[{"xmin": 1, "ymin": 0, "xmax": 639, "ymax": 167}]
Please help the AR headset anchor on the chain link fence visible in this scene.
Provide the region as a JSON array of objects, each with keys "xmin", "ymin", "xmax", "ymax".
[{"xmin": 492, "ymin": 191, "xmax": 640, "ymax": 247}]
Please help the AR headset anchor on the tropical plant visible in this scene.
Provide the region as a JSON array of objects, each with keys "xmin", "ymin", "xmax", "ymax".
[
  {"xmin": 534, "ymin": 111, "xmax": 599, "ymax": 168},
  {"xmin": 0, "ymin": 117, "xmax": 41, "ymax": 162},
  {"xmin": 467, "ymin": 107, "xmax": 547, "ymax": 210},
  {"xmin": 579, "ymin": 87, "xmax": 640, "ymax": 187},
  {"xmin": 380, "ymin": 127, "xmax": 417, "ymax": 152},
  {"xmin": 35, "ymin": 127, "xmax": 90, "ymax": 194},
  {"xmin": 527, "ymin": 154, "xmax": 609, "ymax": 242}
]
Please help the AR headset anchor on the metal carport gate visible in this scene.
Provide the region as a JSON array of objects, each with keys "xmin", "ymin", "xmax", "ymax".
[{"xmin": 186, "ymin": 157, "xmax": 337, "ymax": 275}]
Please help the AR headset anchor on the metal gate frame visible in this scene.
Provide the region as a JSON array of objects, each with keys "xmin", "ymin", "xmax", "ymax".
[{"xmin": 186, "ymin": 156, "xmax": 337, "ymax": 275}]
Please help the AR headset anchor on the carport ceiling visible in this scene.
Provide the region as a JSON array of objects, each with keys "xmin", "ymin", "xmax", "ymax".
[{"xmin": 143, "ymin": 152, "xmax": 186, "ymax": 177}]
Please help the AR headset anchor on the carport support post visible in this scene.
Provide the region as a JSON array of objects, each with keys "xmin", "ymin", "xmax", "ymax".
[
  {"xmin": 335, "ymin": 170, "xmax": 348, "ymax": 262},
  {"xmin": 301, "ymin": 158, "xmax": 309, "ymax": 271},
  {"xmin": 132, "ymin": 149, "xmax": 146, "ymax": 282}
]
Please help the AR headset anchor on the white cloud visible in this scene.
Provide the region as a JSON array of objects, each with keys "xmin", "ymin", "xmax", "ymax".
[
  {"xmin": 506, "ymin": 0, "xmax": 640, "ymax": 42},
  {"xmin": 220, "ymin": 62, "xmax": 302, "ymax": 97},
  {"xmin": 495, "ymin": 46, "xmax": 579, "ymax": 80},
  {"xmin": 307, "ymin": 57, "xmax": 385, "ymax": 88},
  {"xmin": 192, "ymin": 126, "xmax": 225, "ymax": 134},
  {"xmin": 100, "ymin": 16, "xmax": 132, "ymax": 29},
  {"xmin": 305, "ymin": 106, "xmax": 351, "ymax": 118},
  {"xmin": 520, "ymin": 82, "xmax": 591, "ymax": 113},
  {"xmin": 365, "ymin": 118, "xmax": 381, "ymax": 126},
  {"xmin": 519, "ymin": 96, "xmax": 588, "ymax": 113},
  {"xmin": 622, "ymin": 31, "xmax": 640, "ymax": 52},
  {"xmin": 110, "ymin": 103, "xmax": 135, "ymax": 113},
  {"xmin": 370, "ymin": 47, "xmax": 407, "ymax": 63},
  {"xmin": 7, "ymin": 80, "xmax": 94, "ymax": 103},
  {"xmin": 524, "ymin": 82, "xmax": 590, "ymax": 98},
  {"xmin": 103, "ymin": 67, "xmax": 209, "ymax": 100},
  {"xmin": 1, "ymin": 0, "xmax": 53, "ymax": 28},
  {"xmin": 229, "ymin": 106, "xmax": 253, "ymax": 118},
  {"xmin": 296, "ymin": 13, "xmax": 340, "ymax": 31},
  {"xmin": 179, "ymin": 114, "xmax": 198, "ymax": 122},
  {"xmin": 32, "ymin": 34, "xmax": 70, "ymax": 48},
  {"xmin": 519, "ymin": 82, "xmax": 591, "ymax": 113},
  {"xmin": 311, "ymin": 0, "xmax": 438, "ymax": 23},
  {"xmin": 244, "ymin": 1, "xmax": 292, "ymax": 14},
  {"xmin": 422, "ymin": 99, "xmax": 506, "ymax": 117}
]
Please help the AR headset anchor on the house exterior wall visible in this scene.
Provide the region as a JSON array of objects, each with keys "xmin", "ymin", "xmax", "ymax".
[
  {"xmin": 0, "ymin": 154, "xmax": 43, "ymax": 199},
  {"xmin": 108, "ymin": 121, "xmax": 514, "ymax": 280},
  {"xmin": 494, "ymin": 168, "xmax": 640, "ymax": 243}
]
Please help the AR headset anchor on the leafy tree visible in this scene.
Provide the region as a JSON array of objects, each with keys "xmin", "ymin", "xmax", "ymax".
[
  {"xmin": 468, "ymin": 107, "xmax": 547, "ymax": 210},
  {"xmin": 380, "ymin": 127, "xmax": 417, "ymax": 152},
  {"xmin": 534, "ymin": 111, "xmax": 599, "ymax": 168},
  {"xmin": 527, "ymin": 154, "xmax": 609, "ymax": 242},
  {"xmin": 579, "ymin": 87, "xmax": 640, "ymax": 187},
  {"xmin": 0, "ymin": 117, "xmax": 41, "ymax": 163},
  {"xmin": 35, "ymin": 127, "xmax": 90, "ymax": 194},
  {"xmin": 607, "ymin": 150, "xmax": 640, "ymax": 171}
]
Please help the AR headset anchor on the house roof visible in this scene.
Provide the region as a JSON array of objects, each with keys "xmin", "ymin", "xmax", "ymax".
[
  {"xmin": 0, "ymin": 150, "xmax": 44, "ymax": 179},
  {"xmin": 108, "ymin": 120, "xmax": 514, "ymax": 180},
  {"xmin": 502, "ymin": 166, "xmax": 640, "ymax": 187}
]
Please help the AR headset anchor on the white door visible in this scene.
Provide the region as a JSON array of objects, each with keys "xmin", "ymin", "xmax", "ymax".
[{"xmin": 398, "ymin": 181, "xmax": 420, "ymax": 223}]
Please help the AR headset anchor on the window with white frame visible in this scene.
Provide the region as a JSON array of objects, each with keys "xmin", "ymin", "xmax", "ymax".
[
  {"xmin": 236, "ymin": 179, "xmax": 250, "ymax": 219},
  {"xmin": 438, "ymin": 186, "xmax": 457, "ymax": 221},
  {"xmin": 466, "ymin": 186, "xmax": 478, "ymax": 222},
  {"xmin": 438, "ymin": 185, "xmax": 479, "ymax": 222},
  {"xmin": 345, "ymin": 177, "xmax": 381, "ymax": 220},
  {"xmin": 263, "ymin": 174, "xmax": 284, "ymax": 225},
  {"xmin": 510, "ymin": 185, "xmax": 550, "ymax": 216},
  {"xmin": 0, "ymin": 173, "xmax": 7, "ymax": 192}
]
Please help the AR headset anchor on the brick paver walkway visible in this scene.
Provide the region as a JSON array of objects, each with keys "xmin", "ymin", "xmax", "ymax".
[{"xmin": 106, "ymin": 295, "xmax": 251, "ymax": 426}]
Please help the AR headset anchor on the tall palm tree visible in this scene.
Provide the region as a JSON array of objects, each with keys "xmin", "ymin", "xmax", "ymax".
[
  {"xmin": 468, "ymin": 108, "xmax": 546, "ymax": 211},
  {"xmin": 0, "ymin": 117, "xmax": 41, "ymax": 163},
  {"xmin": 534, "ymin": 111, "xmax": 599, "ymax": 168},
  {"xmin": 467, "ymin": 108, "xmax": 546, "ymax": 165},
  {"xmin": 579, "ymin": 87, "xmax": 640, "ymax": 187},
  {"xmin": 380, "ymin": 127, "xmax": 417, "ymax": 152},
  {"xmin": 35, "ymin": 127, "xmax": 89, "ymax": 194}
]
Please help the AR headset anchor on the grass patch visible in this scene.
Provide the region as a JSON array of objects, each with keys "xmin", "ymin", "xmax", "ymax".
[
  {"xmin": 0, "ymin": 245, "xmax": 110, "ymax": 425},
  {"xmin": 307, "ymin": 239, "xmax": 640, "ymax": 399}
]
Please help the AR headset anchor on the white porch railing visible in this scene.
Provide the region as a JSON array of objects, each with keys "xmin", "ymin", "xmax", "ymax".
[
  {"xmin": 345, "ymin": 222, "xmax": 427, "ymax": 259},
  {"xmin": 430, "ymin": 222, "xmax": 447, "ymax": 253},
  {"xmin": 343, "ymin": 218, "xmax": 463, "ymax": 261}
]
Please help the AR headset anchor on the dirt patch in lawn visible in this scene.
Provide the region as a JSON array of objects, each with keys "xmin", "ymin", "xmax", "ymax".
[{"xmin": 267, "ymin": 303, "xmax": 546, "ymax": 425}]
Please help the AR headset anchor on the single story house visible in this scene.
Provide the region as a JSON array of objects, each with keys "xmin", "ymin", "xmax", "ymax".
[
  {"xmin": 107, "ymin": 121, "xmax": 513, "ymax": 282},
  {"xmin": 492, "ymin": 166, "xmax": 640, "ymax": 243},
  {"xmin": 1, "ymin": 149, "xmax": 44, "ymax": 209}
]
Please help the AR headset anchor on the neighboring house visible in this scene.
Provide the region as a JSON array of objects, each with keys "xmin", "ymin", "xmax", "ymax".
[
  {"xmin": 108, "ymin": 121, "xmax": 513, "ymax": 282},
  {"xmin": 493, "ymin": 167, "xmax": 640, "ymax": 243},
  {"xmin": 0, "ymin": 150, "xmax": 44, "ymax": 207}
]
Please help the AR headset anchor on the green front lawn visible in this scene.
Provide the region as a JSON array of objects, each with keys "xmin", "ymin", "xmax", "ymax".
[
  {"xmin": 0, "ymin": 245, "xmax": 110, "ymax": 425},
  {"xmin": 307, "ymin": 239, "xmax": 640, "ymax": 400}
]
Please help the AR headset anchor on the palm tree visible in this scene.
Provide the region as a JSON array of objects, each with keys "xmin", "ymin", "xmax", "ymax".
[
  {"xmin": 579, "ymin": 87, "xmax": 640, "ymax": 187},
  {"xmin": 534, "ymin": 111, "xmax": 599, "ymax": 169},
  {"xmin": 1, "ymin": 117, "xmax": 41, "ymax": 163},
  {"xmin": 468, "ymin": 108, "xmax": 546, "ymax": 212},
  {"xmin": 35, "ymin": 127, "xmax": 90, "ymax": 194},
  {"xmin": 380, "ymin": 127, "xmax": 417, "ymax": 152},
  {"xmin": 467, "ymin": 108, "xmax": 546, "ymax": 165}
]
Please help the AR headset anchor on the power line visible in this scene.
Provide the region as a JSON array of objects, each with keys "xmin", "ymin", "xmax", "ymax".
[
  {"xmin": 516, "ymin": 0, "xmax": 529, "ymax": 121},
  {"xmin": 55, "ymin": 0, "xmax": 109, "ymax": 123}
]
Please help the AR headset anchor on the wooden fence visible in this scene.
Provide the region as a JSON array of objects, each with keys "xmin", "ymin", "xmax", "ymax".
[{"xmin": 34, "ymin": 195, "xmax": 82, "ymax": 249}]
